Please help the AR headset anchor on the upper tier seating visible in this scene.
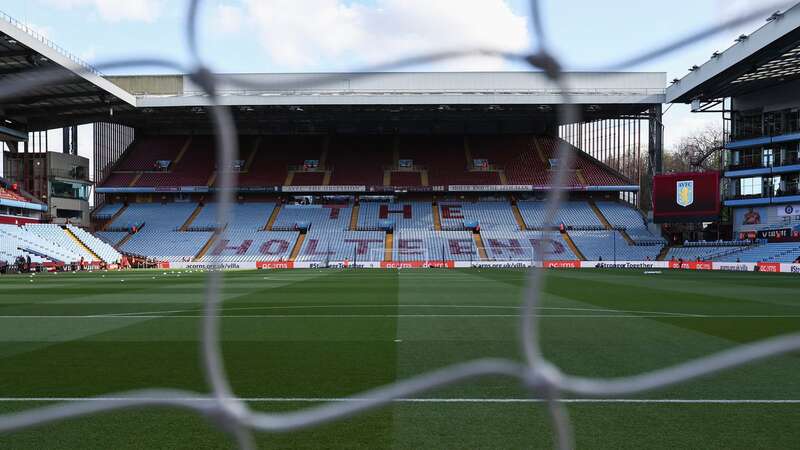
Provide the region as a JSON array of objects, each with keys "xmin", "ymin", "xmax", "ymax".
[
  {"xmin": 0, "ymin": 187, "xmax": 29, "ymax": 202},
  {"xmin": 569, "ymin": 230, "xmax": 662, "ymax": 261},
  {"xmin": 439, "ymin": 201, "xmax": 519, "ymax": 230},
  {"xmin": 537, "ymin": 137, "xmax": 629, "ymax": 186},
  {"xmin": 67, "ymin": 225, "xmax": 123, "ymax": 263},
  {"xmin": 358, "ymin": 201, "xmax": 433, "ymax": 230},
  {"xmin": 114, "ymin": 136, "xmax": 187, "ymax": 171},
  {"xmin": 240, "ymin": 135, "xmax": 323, "ymax": 187},
  {"xmin": 394, "ymin": 230, "xmax": 478, "ymax": 261},
  {"xmin": 272, "ymin": 204, "xmax": 352, "ymax": 231},
  {"xmin": 200, "ymin": 230, "xmax": 299, "ymax": 262},
  {"xmin": 328, "ymin": 136, "xmax": 391, "ymax": 186},
  {"xmin": 480, "ymin": 230, "xmax": 577, "ymax": 261},
  {"xmin": 518, "ymin": 201, "xmax": 603, "ymax": 229},
  {"xmin": 101, "ymin": 172, "xmax": 137, "ymax": 188},
  {"xmin": 135, "ymin": 137, "xmax": 215, "ymax": 187},
  {"xmin": 390, "ymin": 171, "xmax": 421, "ymax": 187},
  {"xmin": 290, "ymin": 171, "xmax": 325, "ymax": 186},
  {"xmin": 398, "ymin": 136, "xmax": 500, "ymax": 186},
  {"xmin": 295, "ymin": 230, "xmax": 385, "ymax": 262},
  {"xmin": 191, "ymin": 202, "xmax": 276, "ymax": 230}
]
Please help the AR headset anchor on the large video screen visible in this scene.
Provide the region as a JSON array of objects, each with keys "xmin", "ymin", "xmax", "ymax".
[{"xmin": 652, "ymin": 171, "xmax": 720, "ymax": 223}]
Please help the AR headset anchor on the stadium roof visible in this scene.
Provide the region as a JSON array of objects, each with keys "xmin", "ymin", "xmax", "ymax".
[
  {"xmin": 0, "ymin": 9, "xmax": 665, "ymax": 134},
  {"xmin": 0, "ymin": 11, "xmax": 136, "ymax": 134},
  {"xmin": 666, "ymin": 3, "xmax": 800, "ymax": 104}
]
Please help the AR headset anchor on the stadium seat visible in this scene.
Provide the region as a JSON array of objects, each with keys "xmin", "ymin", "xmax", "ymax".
[
  {"xmin": 439, "ymin": 201, "xmax": 520, "ymax": 230},
  {"xmin": 295, "ymin": 230, "xmax": 385, "ymax": 262},
  {"xmin": 357, "ymin": 201, "xmax": 433, "ymax": 230},
  {"xmin": 394, "ymin": 230, "xmax": 478, "ymax": 260},
  {"xmin": 480, "ymin": 230, "xmax": 577, "ymax": 261}
]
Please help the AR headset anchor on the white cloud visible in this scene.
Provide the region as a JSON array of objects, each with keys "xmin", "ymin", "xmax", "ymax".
[
  {"xmin": 216, "ymin": 3, "xmax": 244, "ymax": 34},
  {"xmin": 223, "ymin": 0, "xmax": 530, "ymax": 71},
  {"xmin": 44, "ymin": 0, "xmax": 163, "ymax": 23}
]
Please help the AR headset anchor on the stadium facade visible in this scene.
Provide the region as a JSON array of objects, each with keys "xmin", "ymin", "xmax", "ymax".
[
  {"xmin": 667, "ymin": 2, "xmax": 800, "ymax": 259},
  {"xmin": 1, "ymin": 5, "xmax": 800, "ymax": 271}
]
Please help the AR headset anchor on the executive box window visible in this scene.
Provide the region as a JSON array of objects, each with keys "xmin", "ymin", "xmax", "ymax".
[
  {"xmin": 740, "ymin": 177, "xmax": 762, "ymax": 196},
  {"xmin": 55, "ymin": 208, "xmax": 82, "ymax": 219},
  {"xmin": 50, "ymin": 181, "xmax": 89, "ymax": 201}
]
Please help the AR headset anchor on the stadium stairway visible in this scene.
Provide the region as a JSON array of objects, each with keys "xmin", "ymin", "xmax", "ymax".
[
  {"xmin": 322, "ymin": 170, "xmax": 331, "ymax": 186},
  {"xmin": 385, "ymin": 231, "xmax": 393, "ymax": 261},
  {"xmin": 180, "ymin": 204, "xmax": 204, "ymax": 231},
  {"xmin": 657, "ymin": 245, "xmax": 671, "ymax": 261},
  {"xmin": 498, "ymin": 170, "xmax": 508, "ymax": 185},
  {"xmin": 101, "ymin": 204, "xmax": 128, "ymax": 231},
  {"xmin": 472, "ymin": 231, "xmax": 488, "ymax": 260},
  {"xmin": 432, "ymin": 203, "xmax": 442, "ymax": 231},
  {"xmin": 289, "ymin": 233, "xmax": 306, "ymax": 261},
  {"xmin": 172, "ymin": 136, "xmax": 193, "ymax": 165},
  {"xmin": 116, "ymin": 231, "xmax": 134, "ymax": 248},
  {"xmin": 64, "ymin": 227, "xmax": 101, "ymax": 261},
  {"xmin": 383, "ymin": 170, "xmax": 391, "ymax": 186},
  {"xmin": 420, "ymin": 170, "xmax": 429, "ymax": 186},
  {"xmin": 194, "ymin": 227, "xmax": 222, "ymax": 261},
  {"xmin": 511, "ymin": 202, "xmax": 528, "ymax": 230},
  {"xmin": 128, "ymin": 173, "xmax": 141, "ymax": 187},
  {"xmin": 589, "ymin": 199, "xmax": 635, "ymax": 245},
  {"xmin": 561, "ymin": 230, "xmax": 586, "ymax": 260},
  {"xmin": 265, "ymin": 205, "xmax": 281, "ymax": 231},
  {"xmin": 284, "ymin": 171, "xmax": 295, "ymax": 186},
  {"xmin": 350, "ymin": 203, "xmax": 360, "ymax": 231},
  {"xmin": 206, "ymin": 172, "xmax": 217, "ymax": 187},
  {"xmin": 242, "ymin": 137, "xmax": 261, "ymax": 172}
]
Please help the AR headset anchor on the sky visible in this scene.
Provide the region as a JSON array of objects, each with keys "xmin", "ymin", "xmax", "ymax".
[{"xmin": 0, "ymin": 0, "xmax": 790, "ymax": 173}]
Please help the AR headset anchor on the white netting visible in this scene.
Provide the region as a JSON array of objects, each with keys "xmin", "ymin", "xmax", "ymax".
[{"xmin": 0, "ymin": 1, "xmax": 799, "ymax": 449}]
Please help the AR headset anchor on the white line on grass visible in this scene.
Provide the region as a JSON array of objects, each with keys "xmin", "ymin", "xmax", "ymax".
[
  {"xmin": 0, "ymin": 397, "xmax": 797, "ymax": 404},
  {"xmin": 2, "ymin": 314, "xmax": 800, "ymax": 319},
  {"xmin": 93, "ymin": 304, "xmax": 703, "ymax": 318}
]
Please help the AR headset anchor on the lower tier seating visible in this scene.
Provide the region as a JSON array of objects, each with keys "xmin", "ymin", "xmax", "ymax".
[
  {"xmin": 439, "ymin": 201, "xmax": 519, "ymax": 230},
  {"xmin": 120, "ymin": 230, "xmax": 213, "ymax": 261},
  {"xmin": 480, "ymin": 230, "xmax": 577, "ymax": 261},
  {"xmin": 200, "ymin": 231, "xmax": 299, "ymax": 262},
  {"xmin": 394, "ymin": 230, "xmax": 478, "ymax": 261},
  {"xmin": 570, "ymin": 231, "xmax": 661, "ymax": 261},
  {"xmin": 295, "ymin": 231, "xmax": 385, "ymax": 262}
]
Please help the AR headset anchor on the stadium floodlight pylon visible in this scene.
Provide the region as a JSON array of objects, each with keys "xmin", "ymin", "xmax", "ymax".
[{"xmin": 1, "ymin": 1, "xmax": 800, "ymax": 450}]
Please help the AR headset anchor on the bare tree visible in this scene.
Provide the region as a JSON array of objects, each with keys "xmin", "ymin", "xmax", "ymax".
[{"xmin": 664, "ymin": 125, "xmax": 725, "ymax": 173}]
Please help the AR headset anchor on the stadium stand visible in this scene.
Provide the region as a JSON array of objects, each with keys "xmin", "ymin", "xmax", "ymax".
[
  {"xmin": 480, "ymin": 230, "xmax": 577, "ymax": 261},
  {"xmin": 200, "ymin": 230, "xmax": 299, "ymax": 262},
  {"xmin": 0, "ymin": 224, "xmax": 82, "ymax": 263},
  {"xmin": 439, "ymin": 201, "xmax": 520, "ymax": 230},
  {"xmin": 0, "ymin": 186, "xmax": 29, "ymax": 202},
  {"xmin": 67, "ymin": 225, "xmax": 123, "ymax": 263},
  {"xmin": 95, "ymin": 231, "xmax": 128, "ymax": 246},
  {"xmin": 295, "ymin": 230, "xmax": 385, "ymax": 262},
  {"xmin": 122, "ymin": 230, "xmax": 213, "ymax": 261},
  {"xmin": 190, "ymin": 202, "xmax": 276, "ymax": 230},
  {"xmin": 272, "ymin": 204, "xmax": 352, "ymax": 231},
  {"xmin": 517, "ymin": 200, "xmax": 604, "ymax": 229},
  {"xmin": 328, "ymin": 136, "xmax": 391, "ymax": 186},
  {"xmin": 394, "ymin": 230, "xmax": 477, "ymax": 261},
  {"xmin": 113, "ymin": 136, "xmax": 188, "ymax": 171},
  {"xmin": 25, "ymin": 224, "xmax": 96, "ymax": 261},
  {"xmin": 389, "ymin": 171, "xmax": 421, "ymax": 187},
  {"xmin": 357, "ymin": 201, "xmax": 433, "ymax": 230},
  {"xmin": 570, "ymin": 230, "xmax": 661, "ymax": 261}
]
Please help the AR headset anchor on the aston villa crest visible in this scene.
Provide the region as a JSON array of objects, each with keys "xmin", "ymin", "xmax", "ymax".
[{"xmin": 677, "ymin": 180, "xmax": 694, "ymax": 207}]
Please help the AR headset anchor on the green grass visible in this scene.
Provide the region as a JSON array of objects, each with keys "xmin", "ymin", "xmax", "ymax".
[{"xmin": 0, "ymin": 268, "xmax": 799, "ymax": 449}]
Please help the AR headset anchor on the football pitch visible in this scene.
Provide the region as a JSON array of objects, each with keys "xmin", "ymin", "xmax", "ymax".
[{"xmin": 0, "ymin": 268, "xmax": 799, "ymax": 449}]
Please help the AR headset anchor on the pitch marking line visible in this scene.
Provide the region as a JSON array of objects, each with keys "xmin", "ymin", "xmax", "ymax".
[
  {"xmin": 2, "ymin": 314, "xmax": 800, "ymax": 319},
  {"xmin": 0, "ymin": 397, "xmax": 797, "ymax": 404},
  {"xmin": 94, "ymin": 304, "xmax": 702, "ymax": 318}
]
